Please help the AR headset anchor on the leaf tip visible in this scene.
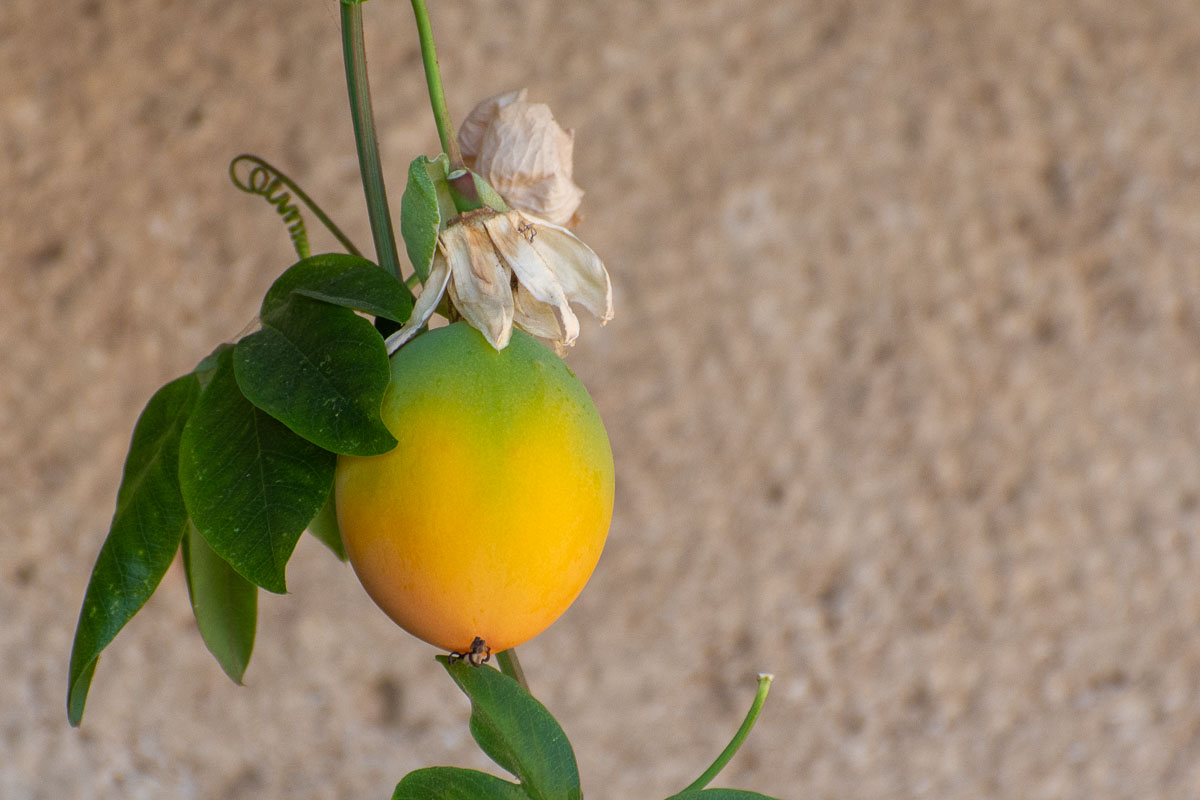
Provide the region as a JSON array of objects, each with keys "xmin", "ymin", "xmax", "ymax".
[
  {"xmin": 67, "ymin": 658, "xmax": 97, "ymax": 727},
  {"xmin": 218, "ymin": 652, "xmax": 250, "ymax": 686}
]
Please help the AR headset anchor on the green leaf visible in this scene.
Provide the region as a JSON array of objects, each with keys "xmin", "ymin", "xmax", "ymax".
[
  {"xmin": 182, "ymin": 523, "xmax": 257, "ymax": 683},
  {"xmin": 179, "ymin": 348, "xmax": 335, "ymax": 593},
  {"xmin": 193, "ymin": 344, "xmax": 229, "ymax": 379},
  {"xmin": 401, "ymin": 154, "xmax": 451, "ymax": 282},
  {"xmin": 471, "ymin": 170, "xmax": 510, "ymax": 213},
  {"xmin": 67, "ymin": 373, "xmax": 200, "ymax": 726},
  {"xmin": 234, "ymin": 296, "xmax": 396, "ymax": 456},
  {"xmin": 440, "ymin": 656, "xmax": 581, "ymax": 800},
  {"xmin": 260, "ymin": 253, "xmax": 413, "ymax": 322},
  {"xmin": 307, "ymin": 487, "xmax": 347, "ymax": 561},
  {"xmin": 665, "ymin": 791, "xmax": 782, "ymax": 800},
  {"xmin": 392, "ymin": 768, "xmax": 527, "ymax": 800}
]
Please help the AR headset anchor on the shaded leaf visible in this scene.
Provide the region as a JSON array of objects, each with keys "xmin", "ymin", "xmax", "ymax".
[
  {"xmin": 260, "ymin": 253, "xmax": 413, "ymax": 320},
  {"xmin": 234, "ymin": 295, "xmax": 395, "ymax": 456},
  {"xmin": 440, "ymin": 656, "xmax": 581, "ymax": 800},
  {"xmin": 179, "ymin": 348, "xmax": 334, "ymax": 593},
  {"xmin": 193, "ymin": 344, "xmax": 229, "ymax": 379},
  {"xmin": 401, "ymin": 154, "xmax": 451, "ymax": 282},
  {"xmin": 665, "ymin": 791, "xmax": 782, "ymax": 800},
  {"xmin": 307, "ymin": 487, "xmax": 347, "ymax": 561},
  {"xmin": 392, "ymin": 767, "xmax": 527, "ymax": 800},
  {"xmin": 182, "ymin": 523, "xmax": 257, "ymax": 683},
  {"xmin": 67, "ymin": 373, "xmax": 200, "ymax": 726}
]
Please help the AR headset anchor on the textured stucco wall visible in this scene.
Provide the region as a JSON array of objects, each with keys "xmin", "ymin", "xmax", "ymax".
[{"xmin": 4, "ymin": 2, "xmax": 1200, "ymax": 798}]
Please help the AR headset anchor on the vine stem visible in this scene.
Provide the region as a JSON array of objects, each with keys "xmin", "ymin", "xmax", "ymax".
[
  {"xmin": 229, "ymin": 154, "xmax": 364, "ymax": 258},
  {"xmin": 340, "ymin": 1, "xmax": 403, "ymax": 278},
  {"xmin": 681, "ymin": 674, "xmax": 774, "ymax": 793},
  {"xmin": 495, "ymin": 648, "xmax": 529, "ymax": 692},
  {"xmin": 410, "ymin": 0, "xmax": 465, "ymax": 170}
]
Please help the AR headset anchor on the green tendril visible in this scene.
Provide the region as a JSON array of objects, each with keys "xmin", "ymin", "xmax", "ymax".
[
  {"xmin": 229, "ymin": 154, "xmax": 363, "ymax": 259},
  {"xmin": 681, "ymin": 673, "xmax": 774, "ymax": 793}
]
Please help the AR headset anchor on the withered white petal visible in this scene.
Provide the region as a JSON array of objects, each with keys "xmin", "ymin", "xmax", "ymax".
[
  {"xmin": 385, "ymin": 252, "xmax": 450, "ymax": 355},
  {"xmin": 506, "ymin": 172, "xmax": 585, "ymax": 229},
  {"xmin": 458, "ymin": 88, "xmax": 528, "ymax": 165},
  {"xmin": 477, "ymin": 102, "xmax": 583, "ymax": 227},
  {"xmin": 520, "ymin": 213, "xmax": 613, "ymax": 323},
  {"xmin": 444, "ymin": 221, "xmax": 514, "ymax": 350},
  {"xmin": 484, "ymin": 212, "xmax": 579, "ymax": 345},
  {"xmin": 512, "ymin": 282, "xmax": 565, "ymax": 342}
]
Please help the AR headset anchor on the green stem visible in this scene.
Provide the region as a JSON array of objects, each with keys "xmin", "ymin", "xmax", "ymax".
[
  {"xmin": 410, "ymin": 0, "xmax": 464, "ymax": 170},
  {"xmin": 681, "ymin": 674, "xmax": 774, "ymax": 793},
  {"xmin": 495, "ymin": 649, "xmax": 529, "ymax": 692},
  {"xmin": 340, "ymin": 1, "xmax": 403, "ymax": 278}
]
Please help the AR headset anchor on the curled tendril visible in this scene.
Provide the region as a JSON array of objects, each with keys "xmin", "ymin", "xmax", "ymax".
[{"xmin": 229, "ymin": 154, "xmax": 363, "ymax": 259}]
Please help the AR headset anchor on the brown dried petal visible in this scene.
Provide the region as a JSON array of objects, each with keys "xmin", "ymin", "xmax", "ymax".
[
  {"xmin": 522, "ymin": 213, "xmax": 614, "ymax": 323},
  {"xmin": 443, "ymin": 222, "xmax": 514, "ymax": 350},
  {"xmin": 476, "ymin": 102, "xmax": 584, "ymax": 227},
  {"xmin": 384, "ymin": 252, "xmax": 451, "ymax": 355},
  {"xmin": 484, "ymin": 212, "xmax": 579, "ymax": 345},
  {"xmin": 512, "ymin": 282, "xmax": 565, "ymax": 342},
  {"xmin": 458, "ymin": 89, "xmax": 527, "ymax": 167}
]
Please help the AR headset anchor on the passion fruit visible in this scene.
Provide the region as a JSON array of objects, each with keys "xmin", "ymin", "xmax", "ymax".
[{"xmin": 335, "ymin": 321, "xmax": 614, "ymax": 652}]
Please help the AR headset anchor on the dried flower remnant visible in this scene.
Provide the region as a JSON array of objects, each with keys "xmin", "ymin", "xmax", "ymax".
[
  {"xmin": 458, "ymin": 89, "xmax": 585, "ymax": 227},
  {"xmin": 387, "ymin": 90, "xmax": 611, "ymax": 353},
  {"xmin": 385, "ymin": 207, "xmax": 612, "ymax": 353}
]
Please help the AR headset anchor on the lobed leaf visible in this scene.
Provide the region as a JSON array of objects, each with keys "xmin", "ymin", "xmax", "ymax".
[
  {"xmin": 179, "ymin": 348, "xmax": 334, "ymax": 594},
  {"xmin": 182, "ymin": 523, "xmax": 257, "ymax": 684},
  {"xmin": 234, "ymin": 295, "xmax": 396, "ymax": 456},
  {"xmin": 392, "ymin": 767, "xmax": 527, "ymax": 800},
  {"xmin": 440, "ymin": 656, "xmax": 581, "ymax": 800},
  {"xmin": 67, "ymin": 373, "xmax": 200, "ymax": 726}
]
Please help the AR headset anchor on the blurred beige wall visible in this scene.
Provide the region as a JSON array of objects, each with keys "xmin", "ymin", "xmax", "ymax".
[{"xmin": 4, "ymin": 1, "xmax": 1200, "ymax": 797}]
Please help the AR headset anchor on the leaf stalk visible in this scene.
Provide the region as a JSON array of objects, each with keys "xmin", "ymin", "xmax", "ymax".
[{"xmin": 495, "ymin": 648, "xmax": 529, "ymax": 692}]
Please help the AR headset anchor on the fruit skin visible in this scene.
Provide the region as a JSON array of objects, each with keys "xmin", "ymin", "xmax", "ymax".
[{"xmin": 335, "ymin": 321, "xmax": 614, "ymax": 653}]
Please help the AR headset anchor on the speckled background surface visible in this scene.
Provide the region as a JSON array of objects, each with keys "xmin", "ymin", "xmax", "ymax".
[{"xmin": 5, "ymin": 1, "xmax": 1200, "ymax": 798}]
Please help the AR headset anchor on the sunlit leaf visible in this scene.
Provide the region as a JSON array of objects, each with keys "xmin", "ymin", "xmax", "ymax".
[
  {"xmin": 265, "ymin": 253, "xmax": 414, "ymax": 323},
  {"xmin": 234, "ymin": 295, "xmax": 395, "ymax": 456},
  {"xmin": 67, "ymin": 373, "xmax": 200, "ymax": 726},
  {"xmin": 179, "ymin": 348, "xmax": 334, "ymax": 593},
  {"xmin": 440, "ymin": 656, "xmax": 581, "ymax": 800},
  {"xmin": 392, "ymin": 767, "xmax": 527, "ymax": 800}
]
